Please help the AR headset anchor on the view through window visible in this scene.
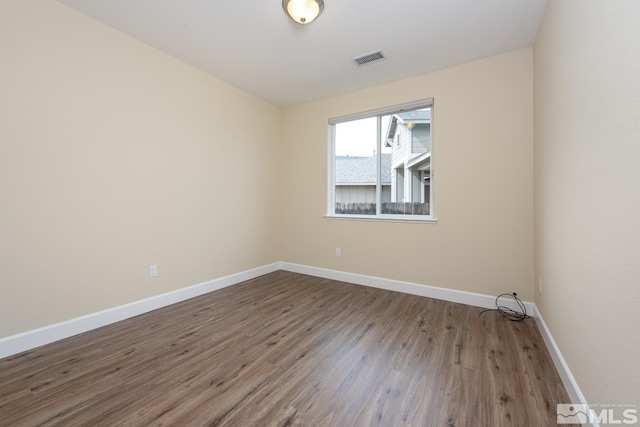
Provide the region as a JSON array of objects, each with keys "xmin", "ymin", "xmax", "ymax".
[{"xmin": 330, "ymin": 100, "xmax": 433, "ymax": 219}]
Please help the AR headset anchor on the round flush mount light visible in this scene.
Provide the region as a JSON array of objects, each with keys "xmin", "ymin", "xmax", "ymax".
[{"xmin": 282, "ymin": 0, "xmax": 324, "ymax": 25}]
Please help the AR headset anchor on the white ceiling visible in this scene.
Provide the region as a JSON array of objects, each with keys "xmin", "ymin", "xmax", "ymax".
[{"xmin": 57, "ymin": 0, "xmax": 548, "ymax": 108}]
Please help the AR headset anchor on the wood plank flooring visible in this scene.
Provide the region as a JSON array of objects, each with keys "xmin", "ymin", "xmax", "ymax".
[{"xmin": 0, "ymin": 271, "xmax": 575, "ymax": 426}]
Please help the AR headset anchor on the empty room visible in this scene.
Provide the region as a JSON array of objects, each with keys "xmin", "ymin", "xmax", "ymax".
[{"xmin": 1, "ymin": 0, "xmax": 638, "ymax": 426}]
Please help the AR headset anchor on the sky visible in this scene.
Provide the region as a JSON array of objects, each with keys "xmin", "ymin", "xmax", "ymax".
[{"xmin": 335, "ymin": 116, "xmax": 391, "ymax": 157}]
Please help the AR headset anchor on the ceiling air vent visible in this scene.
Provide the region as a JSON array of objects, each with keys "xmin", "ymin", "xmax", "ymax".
[{"xmin": 352, "ymin": 50, "xmax": 386, "ymax": 67}]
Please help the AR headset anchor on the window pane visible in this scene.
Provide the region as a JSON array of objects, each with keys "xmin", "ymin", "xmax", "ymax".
[
  {"xmin": 331, "ymin": 101, "xmax": 432, "ymax": 219},
  {"xmin": 334, "ymin": 118, "xmax": 377, "ymax": 215},
  {"xmin": 381, "ymin": 107, "xmax": 431, "ymax": 215}
]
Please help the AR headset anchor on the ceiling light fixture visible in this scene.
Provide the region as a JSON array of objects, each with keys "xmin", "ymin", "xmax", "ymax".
[{"xmin": 282, "ymin": 0, "xmax": 324, "ymax": 25}]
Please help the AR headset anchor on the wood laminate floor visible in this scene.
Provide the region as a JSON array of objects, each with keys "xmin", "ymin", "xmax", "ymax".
[{"xmin": 0, "ymin": 271, "xmax": 574, "ymax": 426}]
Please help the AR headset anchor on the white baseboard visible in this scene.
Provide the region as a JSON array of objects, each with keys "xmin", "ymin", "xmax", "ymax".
[
  {"xmin": 0, "ymin": 262, "xmax": 280, "ymax": 359},
  {"xmin": 532, "ymin": 305, "xmax": 596, "ymax": 427},
  {"xmin": 283, "ymin": 262, "xmax": 593, "ymax": 424},
  {"xmin": 280, "ymin": 262, "xmax": 536, "ymax": 313},
  {"xmin": 1, "ymin": 259, "xmax": 585, "ymax": 425}
]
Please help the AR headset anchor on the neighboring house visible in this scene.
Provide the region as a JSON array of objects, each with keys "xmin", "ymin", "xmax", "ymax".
[
  {"xmin": 385, "ymin": 110, "xmax": 431, "ymax": 205},
  {"xmin": 335, "ymin": 154, "xmax": 391, "ymax": 203}
]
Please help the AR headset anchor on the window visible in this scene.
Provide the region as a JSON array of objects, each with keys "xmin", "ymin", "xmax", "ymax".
[{"xmin": 329, "ymin": 99, "xmax": 433, "ymax": 220}]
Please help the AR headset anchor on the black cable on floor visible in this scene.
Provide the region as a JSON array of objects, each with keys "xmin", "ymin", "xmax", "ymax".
[{"xmin": 479, "ymin": 292, "xmax": 530, "ymax": 321}]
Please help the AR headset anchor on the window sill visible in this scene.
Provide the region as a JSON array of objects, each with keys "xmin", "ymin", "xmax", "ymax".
[{"xmin": 324, "ymin": 214, "xmax": 437, "ymax": 224}]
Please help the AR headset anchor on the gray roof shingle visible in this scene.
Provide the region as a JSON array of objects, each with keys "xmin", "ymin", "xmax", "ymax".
[
  {"xmin": 396, "ymin": 110, "xmax": 431, "ymax": 122},
  {"xmin": 335, "ymin": 154, "xmax": 391, "ymax": 184}
]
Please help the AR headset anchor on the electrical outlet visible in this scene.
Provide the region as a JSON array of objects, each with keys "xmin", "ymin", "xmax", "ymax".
[
  {"xmin": 335, "ymin": 248, "xmax": 341, "ymax": 257},
  {"xmin": 538, "ymin": 278, "xmax": 542, "ymax": 294},
  {"xmin": 149, "ymin": 265, "xmax": 158, "ymax": 278}
]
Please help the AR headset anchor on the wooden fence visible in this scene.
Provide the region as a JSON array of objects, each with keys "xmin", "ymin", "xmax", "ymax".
[{"xmin": 335, "ymin": 202, "xmax": 429, "ymax": 216}]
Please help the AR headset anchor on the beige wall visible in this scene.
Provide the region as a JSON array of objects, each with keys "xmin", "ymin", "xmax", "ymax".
[
  {"xmin": 281, "ymin": 49, "xmax": 534, "ymax": 300},
  {"xmin": 0, "ymin": 0, "xmax": 282, "ymax": 338},
  {"xmin": 534, "ymin": 0, "xmax": 640, "ymax": 405},
  {"xmin": 3, "ymin": 0, "xmax": 636, "ymax": 408}
]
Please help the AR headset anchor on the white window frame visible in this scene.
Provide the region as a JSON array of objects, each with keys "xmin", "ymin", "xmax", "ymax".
[{"xmin": 327, "ymin": 99, "xmax": 435, "ymax": 223}]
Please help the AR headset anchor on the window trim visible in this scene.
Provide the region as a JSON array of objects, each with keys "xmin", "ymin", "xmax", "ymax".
[{"xmin": 327, "ymin": 98, "xmax": 435, "ymax": 223}]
